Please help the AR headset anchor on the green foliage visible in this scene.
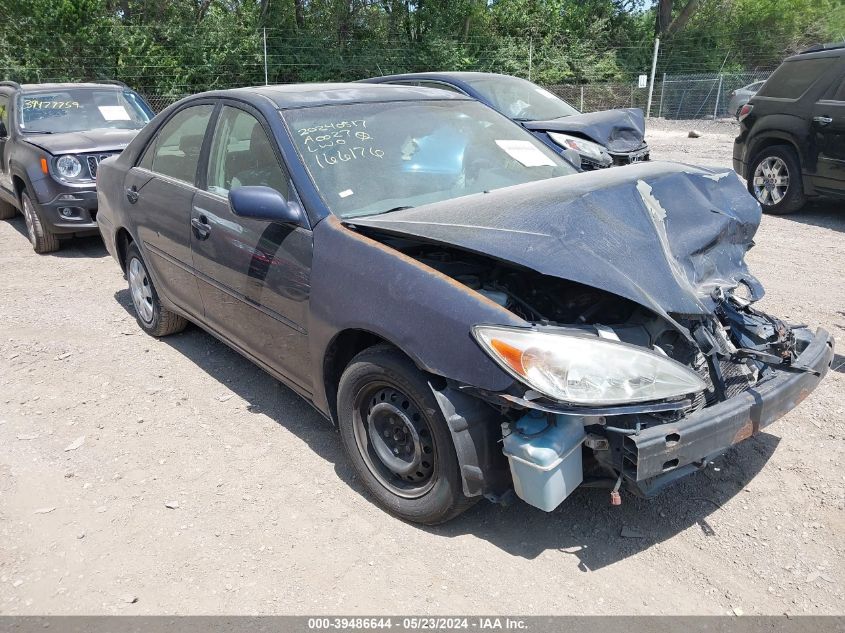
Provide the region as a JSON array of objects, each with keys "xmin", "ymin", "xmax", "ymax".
[{"xmin": 0, "ymin": 0, "xmax": 840, "ymax": 95}]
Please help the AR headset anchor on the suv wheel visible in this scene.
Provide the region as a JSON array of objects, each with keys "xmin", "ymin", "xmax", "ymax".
[
  {"xmin": 337, "ymin": 345, "xmax": 476, "ymax": 524},
  {"xmin": 749, "ymin": 145, "xmax": 805, "ymax": 215},
  {"xmin": 125, "ymin": 243, "xmax": 188, "ymax": 337},
  {"xmin": 0, "ymin": 198, "xmax": 16, "ymax": 220},
  {"xmin": 21, "ymin": 190, "xmax": 60, "ymax": 253}
]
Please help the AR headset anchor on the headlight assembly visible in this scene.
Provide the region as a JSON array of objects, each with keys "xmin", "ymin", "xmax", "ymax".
[
  {"xmin": 472, "ymin": 325, "xmax": 707, "ymax": 406},
  {"xmin": 547, "ymin": 132, "xmax": 609, "ymax": 162},
  {"xmin": 55, "ymin": 155, "xmax": 83, "ymax": 179}
]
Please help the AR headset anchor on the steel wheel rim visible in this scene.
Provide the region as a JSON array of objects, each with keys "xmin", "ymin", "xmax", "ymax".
[
  {"xmin": 128, "ymin": 257, "xmax": 154, "ymax": 324},
  {"xmin": 752, "ymin": 156, "xmax": 789, "ymax": 206},
  {"xmin": 352, "ymin": 383, "xmax": 437, "ymax": 499},
  {"xmin": 22, "ymin": 196, "xmax": 36, "ymax": 247}
]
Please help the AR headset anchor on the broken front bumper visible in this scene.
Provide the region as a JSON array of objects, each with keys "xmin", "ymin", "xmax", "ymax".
[{"xmin": 625, "ymin": 328, "xmax": 833, "ymax": 496}]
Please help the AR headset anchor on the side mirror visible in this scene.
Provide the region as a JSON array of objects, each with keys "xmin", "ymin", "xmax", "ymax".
[
  {"xmin": 228, "ymin": 186, "xmax": 303, "ymax": 225},
  {"xmin": 0, "ymin": 121, "xmax": 7, "ymax": 139}
]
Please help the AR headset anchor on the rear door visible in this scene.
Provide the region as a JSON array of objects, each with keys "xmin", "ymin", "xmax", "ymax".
[
  {"xmin": 190, "ymin": 102, "xmax": 314, "ymax": 393},
  {"xmin": 812, "ymin": 65, "xmax": 845, "ymax": 190},
  {"xmin": 124, "ymin": 103, "xmax": 215, "ymax": 316},
  {"xmin": 0, "ymin": 93, "xmax": 11, "ymax": 198}
]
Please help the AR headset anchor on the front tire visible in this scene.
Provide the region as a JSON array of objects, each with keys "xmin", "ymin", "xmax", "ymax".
[
  {"xmin": 748, "ymin": 145, "xmax": 805, "ymax": 215},
  {"xmin": 21, "ymin": 190, "xmax": 60, "ymax": 253},
  {"xmin": 125, "ymin": 243, "xmax": 187, "ymax": 337},
  {"xmin": 337, "ymin": 345, "xmax": 476, "ymax": 524}
]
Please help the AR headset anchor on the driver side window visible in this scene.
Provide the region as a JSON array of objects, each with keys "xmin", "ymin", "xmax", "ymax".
[
  {"xmin": 0, "ymin": 95, "xmax": 10, "ymax": 137},
  {"xmin": 206, "ymin": 106, "xmax": 289, "ymax": 198}
]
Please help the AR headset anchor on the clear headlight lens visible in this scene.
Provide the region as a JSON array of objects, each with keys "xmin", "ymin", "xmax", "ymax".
[
  {"xmin": 473, "ymin": 325, "xmax": 707, "ymax": 406},
  {"xmin": 548, "ymin": 132, "xmax": 608, "ymax": 162},
  {"xmin": 56, "ymin": 155, "xmax": 83, "ymax": 179}
]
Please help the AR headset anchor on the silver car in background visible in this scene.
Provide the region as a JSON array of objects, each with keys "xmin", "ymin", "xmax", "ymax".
[{"xmin": 727, "ymin": 80, "xmax": 766, "ymax": 118}]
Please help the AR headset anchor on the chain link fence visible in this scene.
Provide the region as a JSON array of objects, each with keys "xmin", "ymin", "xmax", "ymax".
[
  {"xmin": 141, "ymin": 71, "xmax": 770, "ymax": 120},
  {"xmin": 656, "ymin": 71, "xmax": 772, "ymax": 120}
]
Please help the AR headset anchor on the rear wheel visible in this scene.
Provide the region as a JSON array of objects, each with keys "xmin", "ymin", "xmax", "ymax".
[
  {"xmin": 21, "ymin": 190, "xmax": 60, "ymax": 253},
  {"xmin": 748, "ymin": 145, "xmax": 805, "ymax": 215},
  {"xmin": 126, "ymin": 243, "xmax": 187, "ymax": 337},
  {"xmin": 337, "ymin": 345, "xmax": 476, "ymax": 524}
]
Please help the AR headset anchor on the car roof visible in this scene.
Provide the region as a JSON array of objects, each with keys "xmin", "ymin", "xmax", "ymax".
[
  {"xmin": 365, "ymin": 71, "xmax": 513, "ymax": 84},
  {"xmin": 19, "ymin": 82, "xmax": 125, "ymax": 92},
  {"xmin": 785, "ymin": 44, "xmax": 845, "ymax": 62},
  {"xmin": 195, "ymin": 82, "xmax": 472, "ymax": 109}
]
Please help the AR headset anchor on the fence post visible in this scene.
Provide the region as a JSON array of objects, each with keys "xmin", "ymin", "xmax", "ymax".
[
  {"xmin": 713, "ymin": 73, "xmax": 723, "ymax": 119},
  {"xmin": 658, "ymin": 72, "xmax": 666, "ymax": 118},
  {"xmin": 528, "ymin": 36, "xmax": 532, "ymax": 82},
  {"xmin": 646, "ymin": 36, "xmax": 660, "ymax": 118},
  {"xmin": 580, "ymin": 85, "xmax": 584, "ymax": 112},
  {"xmin": 263, "ymin": 27, "xmax": 269, "ymax": 86}
]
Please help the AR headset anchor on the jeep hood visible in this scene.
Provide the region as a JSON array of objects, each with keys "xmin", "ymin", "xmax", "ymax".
[
  {"xmin": 347, "ymin": 161, "xmax": 762, "ymax": 320},
  {"xmin": 523, "ymin": 107, "xmax": 646, "ymax": 153},
  {"xmin": 22, "ymin": 128, "xmax": 140, "ymax": 155}
]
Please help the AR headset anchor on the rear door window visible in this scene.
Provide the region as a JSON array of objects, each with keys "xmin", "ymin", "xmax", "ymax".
[
  {"xmin": 142, "ymin": 104, "xmax": 214, "ymax": 184},
  {"xmin": 0, "ymin": 95, "xmax": 9, "ymax": 136},
  {"xmin": 757, "ymin": 58, "xmax": 836, "ymax": 99}
]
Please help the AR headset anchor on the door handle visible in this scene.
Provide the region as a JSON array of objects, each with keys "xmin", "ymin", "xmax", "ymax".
[
  {"xmin": 813, "ymin": 115, "xmax": 833, "ymax": 126},
  {"xmin": 191, "ymin": 216, "xmax": 211, "ymax": 240},
  {"xmin": 125, "ymin": 186, "xmax": 139, "ymax": 204}
]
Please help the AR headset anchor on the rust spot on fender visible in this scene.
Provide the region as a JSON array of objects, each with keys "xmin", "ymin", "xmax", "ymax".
[{"xmin": 333, "ymin": 215, "xmax": 521, "ymax": 316}]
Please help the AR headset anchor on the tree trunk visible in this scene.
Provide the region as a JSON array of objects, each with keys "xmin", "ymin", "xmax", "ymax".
[
  {"xmin": 666, "ymin": 0, "xmax": 702, "ymax": 37},
  {"xmin": 294, "ymin": 0, "xmax": 305, "ymax": 29}
]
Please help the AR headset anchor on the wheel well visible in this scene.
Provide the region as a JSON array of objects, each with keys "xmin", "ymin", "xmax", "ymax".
[
  {"xmin": 12, "ymin": 176, "xmax": 25, "ymax": 202},
  {"xmin": 322, "ymin": 330, "xmax": 392, "ymax": 424},
  {"xmin": 749, "ymin": 139, "xmax": 800, "ymax": 175},
  {"xmin": 115, "ymin": 228, "xmax": 134, "ymax": 272}
]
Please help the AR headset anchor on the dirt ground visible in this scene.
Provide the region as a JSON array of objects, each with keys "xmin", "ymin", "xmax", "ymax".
[{"xmin": 1, "ymin": 119, "xmax": 843, "ymax": 616}]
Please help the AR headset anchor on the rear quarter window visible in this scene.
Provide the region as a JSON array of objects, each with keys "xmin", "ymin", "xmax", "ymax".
[{"xmin": 757, "ymin": 57, "xmax": 836, "ymax": 99}]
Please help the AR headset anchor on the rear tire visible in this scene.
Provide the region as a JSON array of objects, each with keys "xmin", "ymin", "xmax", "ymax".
[
  {"xmin": 125, "ymin": 243, "xmax": 187, "ymax": 337},
  {"xmin": 337, "ymin": 345, "xmax": 476, "ymax": 524},
  {"xmin": 748, "ymin": 145, "xmax": 805, "ymax": 215},
  {"xmin": 21, "ymin": 190, "xmax": 60, "ymax": 253},
  {"xmin": 0, "ymin": 198, "xmax": 16, "ymax": 219}
]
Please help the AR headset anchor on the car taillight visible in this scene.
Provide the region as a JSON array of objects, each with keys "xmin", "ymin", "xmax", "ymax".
[{"xmin": 738, "ymin": 104, "xmax": 753, "ymax": 121}]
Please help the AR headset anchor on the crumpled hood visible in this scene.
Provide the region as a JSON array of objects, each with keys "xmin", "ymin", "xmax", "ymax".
[
  {"xmin": 23, "ymin": 128, "xmax": 140, "ymax": 155},
  {"xmin": 348, "ymin": 161, "xmax": 762, "ymax": 319},
  {"xmin": 523, "ymin": 107, "xmax": 646, "ymax": 154}
]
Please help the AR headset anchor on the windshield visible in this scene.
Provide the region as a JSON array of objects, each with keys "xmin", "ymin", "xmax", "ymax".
[
  {"xmin": 19, "ymin": 88, "xmax": 152, "ymax": 133},
  {"xmin": 283, "ymin": 100, "xmax": 576, "ymax": 218},
  {"xmin": 462, "ymin": 75, "xmax": 581, "ymax": 121}
]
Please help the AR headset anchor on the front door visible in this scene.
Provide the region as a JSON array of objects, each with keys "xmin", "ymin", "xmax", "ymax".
[
  {"xmin": 0, "ymin": 94, "xmax": 11, "ymax": 197},
  {"xmin": 812, "ymin": 74, "xmax": 845, "ymax": 190},
  {"xmin": 125, "ymin": 103, "xmax": 214, "ymax": 316},
  {"xmin": 190, "ymin": 103, "xmax": 313, "ymax": 393}
]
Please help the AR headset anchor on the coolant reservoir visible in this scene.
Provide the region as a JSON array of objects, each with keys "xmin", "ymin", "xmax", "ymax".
[{"xmin": 502, "ymin": 412, "xmax": 585, "ymax": 512}]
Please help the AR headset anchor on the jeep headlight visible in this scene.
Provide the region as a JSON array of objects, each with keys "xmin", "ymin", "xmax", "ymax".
[
  {"xmin": 547, "ymin": 132, "xmax": 609, "ymax": 163},
  {"xmin": 473, "ymin": 325, "xmax": 707, "ymax": 406},
  {"xmin": 55, "ymin": 155, "xmax": 83, "ymax": 179}
]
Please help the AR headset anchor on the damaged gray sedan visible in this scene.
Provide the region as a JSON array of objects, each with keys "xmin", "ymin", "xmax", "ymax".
[{"xmin": 95, "ymin": 84, "xmax": 834, "ymax": 524}]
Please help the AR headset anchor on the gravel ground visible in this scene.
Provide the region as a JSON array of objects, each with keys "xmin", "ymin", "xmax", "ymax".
[{"xmin": 1, "ymin": 120, "xmax": 843, "ymax": 616}]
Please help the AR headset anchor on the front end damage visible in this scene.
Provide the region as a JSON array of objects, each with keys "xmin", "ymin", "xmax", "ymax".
[{"xmin": 347, "ymin": 163, "xmax": 834, "ymax": 511}]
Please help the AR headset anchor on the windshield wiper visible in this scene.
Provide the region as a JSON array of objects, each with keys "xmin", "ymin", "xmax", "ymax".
[
  {"xmin": 22, "ymin": 130, "xmax": 54, "ymax": 134},
  {"xmin": 345, "ymin": 205, "xmax": 414, "ymax": 219}
]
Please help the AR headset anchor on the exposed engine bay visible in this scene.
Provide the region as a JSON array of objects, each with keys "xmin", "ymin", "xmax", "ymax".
[
  {"xmin": 339, "ymin": 164, "xmax": 833, "ymax": 514},
  {"xmin": 368, "ymin": 232, "xmax": 812, "ymax": 414}
]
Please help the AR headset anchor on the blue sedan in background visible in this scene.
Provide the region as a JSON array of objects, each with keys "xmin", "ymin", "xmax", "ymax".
[{"xmin": 362, "ymin": 72, "xmax": 650, "ymax": 169}]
